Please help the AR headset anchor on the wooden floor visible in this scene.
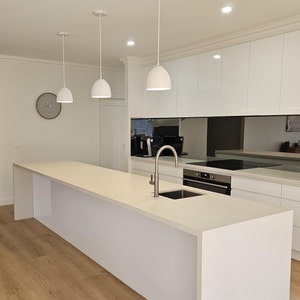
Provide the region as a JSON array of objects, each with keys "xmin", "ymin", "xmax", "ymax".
[
  {"xmin": 0, "ymin": 205, "xmax": 299, "ymax": 300},
  {"xmin": 0, "ymin": 205, "xmax": 144, "ymax": 300}
]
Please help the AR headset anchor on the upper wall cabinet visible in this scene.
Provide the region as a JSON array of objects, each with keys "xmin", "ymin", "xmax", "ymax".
[
  {"xmin": 137, "ymin": 30, "xmax": 300, "ymax": 119},
  {"xmin": 280, "ymin": 30, "xmax": 300, "ymax": 115},
  {"xmin": 177, "ymin": 55, "xmax": 199, "ymax": 117},
  {"xmin": 143, "ymin": 61, "xmax": 178, "ymax": 118},
  {"xmin": 198, "ymin": 50, "xmax": 222, "ymax": 116},
  {"xmin": 247, "ymin": 35, "xmax": 284, "ymax": 115},
  {"xmin": 220, "ymin": 43, "xmax": 250, "ymax": 116}
]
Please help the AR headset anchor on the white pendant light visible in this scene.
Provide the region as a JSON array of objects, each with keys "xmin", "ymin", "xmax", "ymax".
[
  {"xmin": 56, "ymin": 32, "xmax": 73, "ymax": 103},
  {"xmin": 146, "ymin": 0, "xmax": 171, "ymax": 91},
  {"xmin": 91, "ymin": 10, "xmax": 112, "ymax": 99}
]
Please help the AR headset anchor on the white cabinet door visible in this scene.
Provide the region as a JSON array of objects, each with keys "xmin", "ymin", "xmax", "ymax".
[
  {"xmin": 220, "ymin": 43, "xmax": 250, "ymax": 116},
  {"xmin": 232, "ymin": 189, "xmax": 281, "ymax": 207},
  {"xmin": 143, "ymin": 61, "xmax": 178, "ymax": 118},
  {"xmin": 280, "ymin": 30, "xmax": 300, "ymax": 114},
  {"xmin": 281, "ymin": 198, "xmax": 300, "ymax": 227},
  {"xmin": 231, "ymin": 176, "xmax": 281, "ymax": 197},
  {"xmin": 198, "ymin": 50, "xmax": 222, "ymax": 116},
  {"xmin": 247, "ymin": 35, "xmax": 283, "ymax": 115},
  {"xmin": 177, "ymin": 55, "xmax": 198, "ymax": 117},
  {"xmin": 282, "ymin": 184, "xmax": 300, "ymax": 201},
  {"xmin": 292, "ymin": 226, "xmax": 300, "ymax": 252}
]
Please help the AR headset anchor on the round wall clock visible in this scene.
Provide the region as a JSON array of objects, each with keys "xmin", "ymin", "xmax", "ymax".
[{"xmin": 36, "ymin": 93, "xmax": 62, "ymax": 119}]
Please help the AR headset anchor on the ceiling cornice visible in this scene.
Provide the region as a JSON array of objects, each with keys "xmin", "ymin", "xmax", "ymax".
[
  {"xmin": 119, "ymin": 56, "xmax": 145, "ymax": 64},
  {"xmin": 0, "ymin": 54, "xmax": 123, "ymax": 71},
  {"xmin": 143, "ymin": 14, "xmax": 300, "ymax": 66}
]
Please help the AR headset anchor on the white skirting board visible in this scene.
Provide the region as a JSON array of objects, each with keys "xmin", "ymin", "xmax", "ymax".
[{"xmin": 0, "ymin": 196, "xmax": 13, "ymax": 206}]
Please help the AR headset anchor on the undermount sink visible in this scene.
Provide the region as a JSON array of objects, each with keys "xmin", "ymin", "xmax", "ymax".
[{"xmin": 159, "ymin": 189, "xmax": 203, "ymax": 200}]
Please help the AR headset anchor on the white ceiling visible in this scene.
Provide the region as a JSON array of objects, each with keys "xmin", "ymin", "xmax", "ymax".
[{"xmin": 1, "ymin": 0, "xmax": 300, "ymax": 67}]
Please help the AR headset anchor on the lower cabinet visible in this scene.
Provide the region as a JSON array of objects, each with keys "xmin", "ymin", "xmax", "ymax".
[
  {"xmin": 282, "ymin": 185, "xmax": 300, "ymax": 256},
  {"xmin": 130, "ymin": 158, "xmax": 183, "ymax": 184},
  {"xmin": 232, "ymin": 176, "xmax": 300, "ymax": 260},
  {"xmin": 231, "ymin": 176, "xmax": 282, "ymax": 206},
  {"xmin": 232, "ymin": 189, "xmax": 281, "ymax": 206}
]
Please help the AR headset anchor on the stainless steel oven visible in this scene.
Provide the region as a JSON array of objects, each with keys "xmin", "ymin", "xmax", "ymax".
[{"xmin": 183, "ymin": 169, "xmax": 231, "ymax": 195}]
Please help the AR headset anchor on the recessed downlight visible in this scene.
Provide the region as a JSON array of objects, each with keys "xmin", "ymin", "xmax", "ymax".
[
  {"xmin": 221, "ymin": 5, "xmax": 233, "ymax": 14},
  {"xmin": 127, "ymin": 40, "xmax": 135, "ymax": 46},
  {"xmin": 213, "ymin": 54, "xmax": 221, "ymax": 60}
]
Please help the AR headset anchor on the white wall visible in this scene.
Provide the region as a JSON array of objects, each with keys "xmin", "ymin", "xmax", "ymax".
[
  {"xmin": 0, "ymin": 56, "xmax": 124, "ymax": 204},
  {"xmin": 244, "ymin": 116, "xmax": 300, "ymax": 151}
]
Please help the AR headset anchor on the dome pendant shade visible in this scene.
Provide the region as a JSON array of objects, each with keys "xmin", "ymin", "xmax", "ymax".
[
  {"xmin": 92, "ymin": 10, "xmax": 112, "ymax": 99},
  {"xmin": 146, "ymin": 65, "xmax": 171, "ymax": 91},
  {"xmin": 146, "ymin": 0, "xmax": 171, "ymax": 91},
  {"xmin": 56, "ymin": 32, "xmax": 73, "ymax": 103},
  {"xmin": 91, "ymin": 78, "xmax": 112, "ymax": 98},
  {"xmin": 57, "ymin": 87, "xmax": 73, "ymax": 103}
]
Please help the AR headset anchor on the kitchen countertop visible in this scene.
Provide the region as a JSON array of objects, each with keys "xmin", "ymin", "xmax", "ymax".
[
  {"xmin": 131, "ymin": 156, "xmax": 300, "ymax": 186},
  {"xmin": 235, "ymin": 167, "xmax": 300, "ymax": 186},
  {"xmin": 14, "ymin": 160, "xmax": 288, "ymax": 237},
  {"xmin": 216, "ymin": 149, "xmax": 300, "ymax": 161},
  {"xmin": 131, "ymin": 155, "xmax": 204, "ymax": 166}
]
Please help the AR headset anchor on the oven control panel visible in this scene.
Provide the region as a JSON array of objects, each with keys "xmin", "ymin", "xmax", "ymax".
[{"xmin": 183, "ymin": 169, "xmax": 231, "ymax": 184}]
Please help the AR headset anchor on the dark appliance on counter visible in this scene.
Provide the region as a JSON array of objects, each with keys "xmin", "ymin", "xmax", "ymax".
[
  {"xmin": 131, "ymin": 135, "xmax": 164, "ymax": 157},
  {"xmin": 131, "ymin": 135, "xmax": 184, "ymax": 157},
  {"xmin": 161, "ymin": 136, "xmax": 184, "ymax": 156},
  {"xmin": 131, "ymin": 135, "xmax": 141, "ymax": 156},
  {"xmin": 153, "ymin": 126, "xmax": 179, "ymax": 137},
  {"xmin": 183, "ymin": 169, "xmax": 231, "ymax": 195}
]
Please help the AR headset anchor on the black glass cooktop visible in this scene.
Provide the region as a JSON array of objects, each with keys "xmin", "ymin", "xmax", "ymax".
[{"xmin": 187, "ymin": 159, "xmax": 278, "ymax": 171}]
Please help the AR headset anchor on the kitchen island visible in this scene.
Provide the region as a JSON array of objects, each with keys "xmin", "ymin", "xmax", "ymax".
[{"xmin": 13, "ymin": 161, "xmax": 293, "ymax": 300}]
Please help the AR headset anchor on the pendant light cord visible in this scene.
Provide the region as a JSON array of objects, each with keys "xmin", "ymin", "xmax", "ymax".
[
  {"xmin": 99, "ymin": 13, "xmax": 103, "ymax": 79},
  {"xmin": 62, "ymin": 34, "xmax": 66, "ymax": 87},
  {"xmin": 157, "ymin": 0, "xmax": 161, "ymax": 66}
]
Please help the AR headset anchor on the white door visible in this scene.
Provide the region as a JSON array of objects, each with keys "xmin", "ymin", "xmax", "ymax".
[{"xmin": 100, "ymin": 101, "xmax": 127, "ymax": 172}]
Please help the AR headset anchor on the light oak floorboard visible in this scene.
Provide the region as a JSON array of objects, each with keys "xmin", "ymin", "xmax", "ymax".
[
  {"xmin": 0, "ymin": 205, "xmax": 144, "ymax": 300},
  {"xmin": 291, "ymin": 256, "xmax": 300, "ymax": 300},
  {"xmin": 1, "ymin": 205, "xmax": 299, "ymax": 299}
]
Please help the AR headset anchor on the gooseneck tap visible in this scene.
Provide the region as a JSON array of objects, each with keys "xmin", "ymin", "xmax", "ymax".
[{"xmin": 149, "ymin": 145, "xmax": 178, "ymax": 197}]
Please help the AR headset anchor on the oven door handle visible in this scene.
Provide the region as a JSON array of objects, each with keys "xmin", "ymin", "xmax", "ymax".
[{"xmin": 183, "ymin": 178, "xmax": 229, "ymax": 189}]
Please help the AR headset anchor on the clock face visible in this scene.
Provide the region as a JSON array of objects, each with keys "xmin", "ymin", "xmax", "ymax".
[{"xmin": 36, "ymin": 93, "xmax": 62, "ymax": 119}]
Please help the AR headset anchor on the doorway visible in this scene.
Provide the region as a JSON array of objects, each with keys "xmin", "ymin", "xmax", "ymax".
[{"xmin": 207, "ymin": 116, "xmax": 244, "ymax": 156}]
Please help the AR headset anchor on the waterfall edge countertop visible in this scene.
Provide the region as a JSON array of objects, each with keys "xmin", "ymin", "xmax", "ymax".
[{"xmin": 14, "ymin": 160, "xmax": 288, "ymax": 237}]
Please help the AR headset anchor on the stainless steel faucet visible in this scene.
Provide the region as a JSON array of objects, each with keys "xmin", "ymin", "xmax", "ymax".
[{"xmin": 149, "ymin": 145, "xmax": 178, "ymax": 197}]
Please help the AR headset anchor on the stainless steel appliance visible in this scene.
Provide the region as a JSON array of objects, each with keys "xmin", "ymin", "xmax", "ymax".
[
  {"xmin": 183, "ymin": 169, "xmax": 231, "ymax": 195},
  {"xmin": 183, "ymin": 159, "xmax": 279, "ymax": 195}
]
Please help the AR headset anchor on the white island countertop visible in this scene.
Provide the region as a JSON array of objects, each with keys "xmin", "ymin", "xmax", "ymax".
[
  {"xmin": 13, "ymin": 160, "xmax": 293, "ymax": 300},
  {"xmin": 14, "ymin": 160, "xmax": 288, "ymax": 237}
]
